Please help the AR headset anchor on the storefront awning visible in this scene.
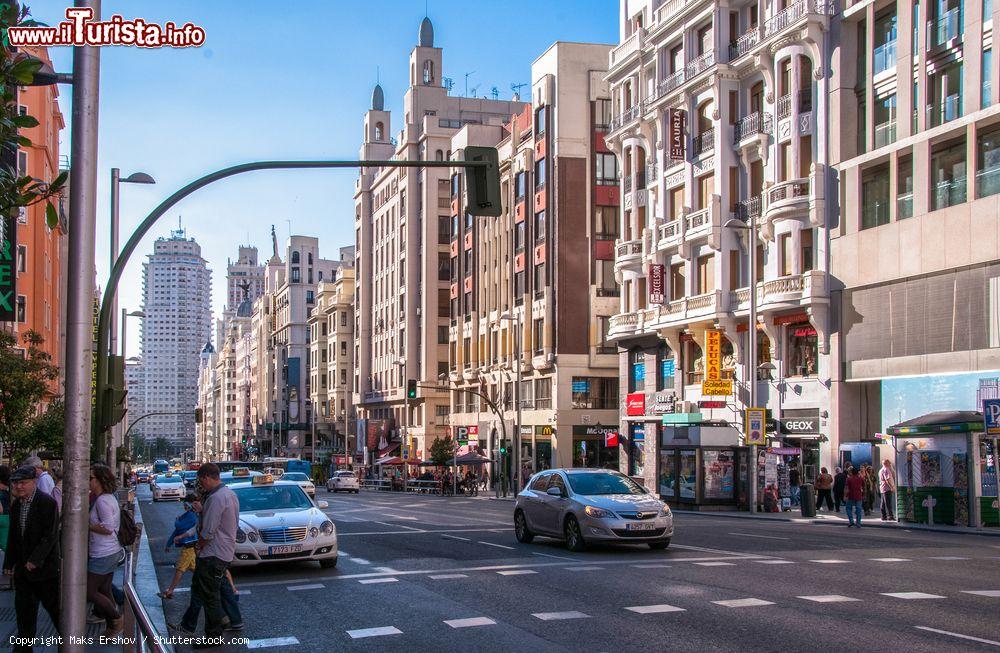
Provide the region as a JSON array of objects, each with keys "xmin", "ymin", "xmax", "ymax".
[{"xmin": 887, "ymin": 411, "xmax": 985, "ymax": 436}]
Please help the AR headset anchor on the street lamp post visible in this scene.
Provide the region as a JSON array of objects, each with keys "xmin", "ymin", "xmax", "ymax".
[
  {"xmin": 724, "ymin": 213, "xmax": 759, "ymax": 513},
  {"xmin": 115, "ymin": 309, "xmax": 144, "ymax": 478},
  {"xmin": 499, "ymin": 312, "xmax": 523, "ymax": 492}
]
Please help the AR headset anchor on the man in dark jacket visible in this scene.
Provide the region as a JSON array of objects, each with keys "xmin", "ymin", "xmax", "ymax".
[
  {"xmin": 833, "ymin": 467, "xmax": 848, "ymax": 512},
  {"xmin": 2, "ymin": 466, "xmax": 61, "ymax": 652}
]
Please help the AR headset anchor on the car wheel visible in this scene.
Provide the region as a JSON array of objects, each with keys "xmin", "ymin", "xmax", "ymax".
[
  {"xmin": 514, "ymin": 510, "xmax": 534, "ymax": 544},
  {"xmin": 564, "ymin": 515, "xmax": 586, "ymax": 552},
  {"xmin": 648, "ymin": 539, "xmax": 670, "ymax": 550},
  {"xmin": 319, "ymin": 557, "xmax": 338, "ymax": 569}
]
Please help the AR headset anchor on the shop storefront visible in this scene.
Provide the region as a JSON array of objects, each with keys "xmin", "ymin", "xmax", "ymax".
[
  {"xmin": 572, "ymin": 425, "xmax": 620, "ymax": 469},
  {"xmin": 519, "ymin": 425, "xmax": 554, "ymax": 472},
  {"xmin": 658, "ymin": 413, "xmax": 748, "ymax": 510},
  {"xmin": 777, "ymin": 409, "xmax": 822, "ymax": 485}
]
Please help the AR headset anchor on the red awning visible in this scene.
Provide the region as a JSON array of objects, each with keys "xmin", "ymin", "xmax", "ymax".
[{"xmin": 378, "ymin": 443, "xmax": 400, "ymax": 458}]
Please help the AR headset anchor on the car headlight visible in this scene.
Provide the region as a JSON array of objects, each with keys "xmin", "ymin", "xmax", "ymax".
[
  {"xmin": 584, "ymin": 505, "xmax": 616, "ymax": 519},
  {"xmin": 309, "ymin": 527, "xmax": 319, "ymax": 538},
  {"xmin": 660, "ymin": 503, "xmax": 672, "ymax": 516},
  {"xmin": 320, "ymin": 520, "xmax": 334, "ymax": 535},
  {"xmin": 236, "ymin": 528, "xmax": 247, "ymax": 544},
  {"xmin": 247, "ymin": 530, "xmax": 258, "ymax": 543}
]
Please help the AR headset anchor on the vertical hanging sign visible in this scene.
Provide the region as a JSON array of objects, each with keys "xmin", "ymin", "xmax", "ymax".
[
  {"xmin": 668, "ymin": 108, "xmax": 686, "ymax": 160},
  {"xmin": 649, "ymin": 264, "xmax": 665, "ymax": 304},
  {"xmin": 0, "ymin": 209, "xmax": 14, "ymax": 322},
  {"xmin": 705, "ymin": 329, "xmax": 721, "ymax": 381}
]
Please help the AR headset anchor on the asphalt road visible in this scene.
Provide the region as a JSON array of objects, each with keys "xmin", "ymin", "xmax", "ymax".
[{"xmin": 136, "ymin": 484, "xmax": 1000, "ymax": 652}]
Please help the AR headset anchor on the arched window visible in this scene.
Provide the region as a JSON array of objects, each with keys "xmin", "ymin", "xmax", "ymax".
[
  {"xmin": 307, "ymin": 252, "xmax": 313, "ymax": 264},
  {"xmin": 423, "ymin": 60, "xmax": 434, "ymax": 85},
  {"xmin": 435, "ymin": 149, "xmax": 444, "ymax": 161},
  {"xmin": 374, "ymin": 121, "xmax": 384, "ymax": 141},
  {"xmin": 291, "ymin": 251, "xmax": 300, "ymax": 264}
]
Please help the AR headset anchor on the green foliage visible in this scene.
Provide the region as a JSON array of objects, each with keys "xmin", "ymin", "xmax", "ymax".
[
  {"xmin": 428, "ymin": 436, "xmax": 457, "ymax": 467},
  {"xmin": 0, "ymin": 3, "xmax": 67, "ymax": 228},
  {"xmin": 0, "ymin": 330, "xmax": 60, "ymax": 462},
  {"xmin": 17, "ymin": 399, "xmax": 63, "ymax": 459}
]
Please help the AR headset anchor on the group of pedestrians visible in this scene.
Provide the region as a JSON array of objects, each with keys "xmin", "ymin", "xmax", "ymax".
[{"xmin": 811, "ymin": 459, "xmax": 898, "ymax": 527}]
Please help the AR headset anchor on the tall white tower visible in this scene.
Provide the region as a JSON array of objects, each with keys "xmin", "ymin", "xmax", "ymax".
[{"xmin": 139, "ymin": 227, "xmax": 213, "ymax": 454}]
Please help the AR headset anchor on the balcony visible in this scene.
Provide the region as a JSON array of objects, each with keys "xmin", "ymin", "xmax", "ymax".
[
  {"xmin": 873, "ymin": 40, "xmax": 897, "ymax": 75},
  {"xmin": 615, "ymin": 238, "xmax": 644, "ymax": 271},
  {"xmin": 610, "ymin": 104, "xmax": 642, "ymax": 132},
  {"xmin": 977, "ymin": 165, "xmax": 1000, "ymax": 199},
  {"xmin": 610, "ymin": 28, "xmax": 645, "ymax": 70},
  {"xmin": 874, "ymin": 121, "xmax": 896, "ymax": 148},
  {"xmin": 624, "ymin": 175, "xmax": 633, "ymax": 193},
  {"xmin": 608, "ymin": 311, "xmax": 639, "ymax": 338},
  {"xmin": 777, "ymin": 94, "xmax": 792, "ymax": 120},
  {"xmin": 659, "ymin": 291, "xmax": 721, "ymax": 324},
  {"xmin": 685, "ymin": 51, "xmax": 715, "ymax": 80},
  {"xmin": 729, "ymin": 27, "xmax": 761, "ymax": 61},
  {"xmin": 655, "ymin": 0, "xmax": 694, "ymax": 25},
  {"xmin": 657, "ymin": 218, "xmax": 683, "ymax": 249},
  {"xmin": 732, "ymin": 195, "xmax": 762, "ymax": 224},
  {"xmin": 763, "ymin": 0, "xmax": 836, "ymax": 39},
  {"xmin": 897, "ymin": 192, "xmax": 914, "ymax": 219},
  {"xmin": 927, "ymin": 94, "xmax": 961, "ymax": 128},
  {"xmin": 657, "ymin": 70, "xmax": 686, "ymax": 98},
  {"xmin": 927, "ymin": 8, "xmax": 962, "ymax": 48},
  {"xmin": 759, "ymin": 270, "xmax": 827, "ymax": 308},
  {"xmin": 734, "ymin": 112, "xmax": 772, "ymax": 144},
  {"xmin": 684, "ymin": 204, "xmax": 717, "ymax": 242},
  {"xmin": 646, "ymin": 162, "xmax": 659, "ymax": 183},
  {"xmin": 932, "ymin": 176, "xmax": 967, "ymax": 210},
  {"xmin": 763, "ymin": 178, "xmax": 810, "ymax": 222},
  {"xmin": 692, "ymin": 129, "xmax": 715, "ymax": 156}
]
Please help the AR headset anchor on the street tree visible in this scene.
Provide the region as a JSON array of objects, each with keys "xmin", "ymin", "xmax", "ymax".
[
  {"xmin": 0, "ymin": 330, "xmax": 60, "ymax": 463},
  {"xmin": 428, "ymin": 436, "xmax": 457, "ymax": 467}
]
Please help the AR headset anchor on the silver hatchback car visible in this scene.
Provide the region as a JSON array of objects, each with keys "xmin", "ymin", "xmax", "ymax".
[{"xmin": 514, "ymin": 468, "xmax": 673, "ymax": 551}]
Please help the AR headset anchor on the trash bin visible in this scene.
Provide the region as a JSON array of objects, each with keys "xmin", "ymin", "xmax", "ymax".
[{"xmin": 799, "ymin": 483, "xmax": 817, "ymax": 517}]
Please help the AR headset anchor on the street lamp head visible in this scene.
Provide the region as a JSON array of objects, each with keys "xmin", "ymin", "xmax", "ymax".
[
  {"xmin": 127, "ymin": 310, "xmax": 145, "ymax": 317},
  {"xmin": 723, "ymin": 218, "xmax": 750, "ymax": 230},
  {"xmin": 758, "ymin": 361, "xmax": 776, "ymax": 372},
  {"xmin": 499, "ymin": 311, "xmax": 513, "ymax": 321},
  {"xmin": 122, "ymin": 172, "xmax": 156, "ymax": 185}
]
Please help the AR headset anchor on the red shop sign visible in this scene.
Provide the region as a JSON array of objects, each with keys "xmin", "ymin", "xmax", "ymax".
[{"xmin": 626, "ymin": 392, "xmax": 646, "ymax": 416}]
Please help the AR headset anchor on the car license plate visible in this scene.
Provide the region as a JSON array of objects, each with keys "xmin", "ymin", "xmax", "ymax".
[
  {"xmin": 269, "ymin": 544, "xmax": 303, "ymax": 555},
  {"xmin": 626, "ymin": 522, "xmax": 657, "ymax": 531}
]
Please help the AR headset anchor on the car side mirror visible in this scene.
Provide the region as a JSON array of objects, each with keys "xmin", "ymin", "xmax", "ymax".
[
  {"xmin": 317, "ymin": 501, "xmax": 329, "ymax": 509},
  {"xmin": 546, "ymin": 487, "xmax": 564, "ymax": 498}
]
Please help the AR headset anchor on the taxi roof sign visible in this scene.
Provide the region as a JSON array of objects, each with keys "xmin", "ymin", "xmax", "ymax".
[
  {"xmin": 251, "ymin": 474, "xmax": 274, "ymax": 486},
  {"xmin": 232, "ymin": 467, "xmax": 250, "ymax": 477}
]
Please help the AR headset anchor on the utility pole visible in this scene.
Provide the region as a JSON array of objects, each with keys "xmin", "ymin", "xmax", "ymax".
[
  {"xmin": 748, "ymin": 214, "xmax": 759, "ymax": 513},
  {"xmin": 61, "ymin": 1, "xmax": 101, "ymax": 645},
  {"xmin": 108, "ymin": 168, "xmax": 119, "ymax": 470},
  {"xmin": 514, "ymin": 314, "xmax": 523, "ymax": 492}
]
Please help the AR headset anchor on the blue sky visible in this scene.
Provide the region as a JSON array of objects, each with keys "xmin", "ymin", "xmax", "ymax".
[
  {"xmin": 34, "ymin": 0, "xmax": 618, "ymax": 356},
  {"xmin": 881, "ymin": 372, "xmax": 1000, "ymax": 431}
]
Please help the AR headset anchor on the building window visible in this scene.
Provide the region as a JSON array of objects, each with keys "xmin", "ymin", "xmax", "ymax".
[
  {"xmin": 438, "ymin": 216, "xmax": 450, "ymax": 244},
  {"xmin": 534, "ymin": 378, "xmax": 551, "ymax": 409},
  {"xmin": 423, "ymin": 59, "xmax": 434, "ymax": 84},
  {"xmin": 594, "ymin": 98, "xmax": 613, "ymax": 128},
  {"xmin": 977, "ymin": 125, "xmax": 1000, "ymax": 199},
  {"xmin": 535, "ymin": 106, "xmax": 546, "ymax": 135},
  {"xmin": 670, "ymin": 262, "xmax": 685, "ymax": 299},
  {"xmin": 533, "ymin": 262, "xmax": 546, "ymax": 296},
  {"xmin": 596, "ymin": 260, "xmax": 618, "ymax": 297},
  {"xmin": 514, "ymin": 270, "xmax": 525, "ymax": 298},
  {"xmin": 451, "ymin": 174, "xmax": 461, "ymax": 198},
  {"xmin": 801, "ymin": 229, "xmax": 814, "ymax": 272},
  {"xmin": 595, "ymin": 206, "xmax": 619, "ymax": 239},
  {"xmin": 595, "ymin": 153, "xmax": 619, "ymax": 184},
  {"xmin": 928, "ymin": 62, "xmax": 963, "ymax": 127},
  {"xmin": 571, "ymin": 376, "xmax": 619, "ymax": 409},
  {"xmin": 931, "ymin": 139, "xmax": 967, "ymax": 210},
  {"xmin": 696, "ymin": 254, "xmax": 714, "ymax": 294},
  {"xmin": 861, "ymin": 163, "xmax": 890, "ymax": 229},
  {"xmin": 984, "ymin": 49, "xmax": 993, "ymax": 109},
  {"xmin": 16, "ymin": 295, "xmax": 25, "ymax": 322},
  {"xmin": 291, "ymin": 251, "xmax": 300, "ymax": 264},
  {"xmin": 656, "ymin": 343, "xmax": 675, "ymax": 391},
  {"xmin": 597, "ymin": 316, "xmax": 614, "ymax": 353},
  {"xmin": 291, "ymin": 267, "xmax": 300, "ymax": 283},
  {"xmin": 514, "ymin": 221, "xmax": 526, "ymax": 252},
  {"xmin": 873, "ymin": 9, "xmax": 898, "ymax": 75},
  {"xmin": 629, "ymin": 349, "xmax": 645, "ymax": 392},
  {"xmin": 874, "ymin": 93, "xmax": 896, "ymax": 148},
  {"xmin": 515, "ymin": 171, "xmax": 527, "ymax": 199},
  {"xmin": 779, "ymin": 233, "xmax": 793, "ymax": 276},
  {"xmin": 534, "ymin": 210, "xmax": 546, "ymax": 242},
  {"xmin": 897, "ymin": 154, "xmax": 914, "ymax": 218},
  {"xmin": 787, "ymin": 322, "xmax": 818, "ymax": 377},
  {"xmin": 534, "ymin": 158, "xmax": 546, "ymax": 189},
  {"xmin": 17, "ymin": 245, "xmax": 26, "ymax": 273},
  {"xmin": 533, "ymin": 318, "xmax": 544, "ymax": 354}
]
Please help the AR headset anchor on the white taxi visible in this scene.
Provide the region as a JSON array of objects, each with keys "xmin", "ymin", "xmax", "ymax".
[
  {"xmin": 326, "ymin": 470, "xmax": 360, "ymax": 493},
  {"xmin": 151, "ymin": 473, "xmax": 185, "ymax": 501},
  {"xmin": 279, "ymin": 472, "xmax": 316, "ymax": 498},
  {"xmin": 230, "ymin": 474, "xmax": 337, "ymax": 568}
]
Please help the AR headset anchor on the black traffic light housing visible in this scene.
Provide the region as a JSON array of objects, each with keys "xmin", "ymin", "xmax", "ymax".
[
  {"xmin": 464, "ymin": 146, "xmax": 501, "ymax": 217},
  {"xmin": 100, "ymin": 355, "xmax": 127, "ymax": 432},
  {"xmin": 406, "ymin": 379, "xmax": 417, "ymax": 399}
]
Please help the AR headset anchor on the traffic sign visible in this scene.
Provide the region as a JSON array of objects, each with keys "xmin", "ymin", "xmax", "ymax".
[
  {"xmin": 984, "ymin": 398, "xmax": 1000, "ymax": 434},
  {"xmin": 745, "ymin": 407, "xmax": 767, "ymax": 445},
  {"xmin": 701, "ymin": 378, "xmax": 733, "ymax": 396}
]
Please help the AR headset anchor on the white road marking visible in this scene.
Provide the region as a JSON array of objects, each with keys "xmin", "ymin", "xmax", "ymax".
[
  {"xmin": 754, "ymin": 560, "xmax": 795, "ymax": 565},
  {"xmin": 444, "ymin": 617, "xmax": 497, "ymax": 628},
  {"xmin": 882, "ymin": 592, "xmax": 946, "ymax": 599},
  {"xmin": 532, "ymin": 611, "xmax": 590, "ymax": 621},
  {"xmin": 695, "ymin": 562, "xmax": 736, "ymax": 567},
  {"xmin": 478, "ymin": 541, "xmax": 516, "ymax": 550},
  {"xmin": 671, "ymin": 543, "xmax": 758, "ymax": 556},
  {"xmin": 625, "ymin": 604, "xmax": 685, "ymax": 614},
  {"xmin": 870, "ymin": 557, "xmax": 911, "ymax": 562},
  {"xmin": 712, "ymin": 598, "xmax": 775, "ymax": 608},
  {"xmin": 798, "ymin": 595, "xmax": 861, "ymax": 603},
  {"xmin": 727, "ymin": 532, "xmax": 790, "ymax": 540},
  {"xmin": 379, "ymin": 514, "xmax": 419, "ymax": 520},
  {"xmin": 915, "ymin": 626, "xmax": 1000, "ymax": 647},
  {"xmin": 346, "ymin": 626, "xmax": 403, "ymax": 639},
  {"xmin": 373, "ymin": 566, "xmax": 399, "ymax": 573},
  {"xmin": 338, "ymin": 527, "xmax": 511, "ymax": 537},
  {"xmin": 441, "ymin": 534, "xmax": 471, "ymax": 542},
  {"xmin": 237, "ymin": 590, "xmax": 251, "ymax": 595},
  {"xmin": 497, "ymin": 569, "xmax": 537, "ymax": 576},
  {"xmin": 372, "ymin": 521, "xmax": 424, "ymax": 531},
  {"xmin": 810, "ymin": 559, "xmax": 850, "ymax": 564},
  {"xmin": 962, "ymin": 590, "xmax": 1000, "ymax": 597},
  {"xmin": 287, "ymin": 584, "xmax": 324, "ymax": 591},
  {"xmin": 632, "ymin": 563, "xmax": 672, "ymax": 569},
  {"xmin": 564, "ymin": 566, "xmax": 604, "ymax": 571},
  {"xmin": 349, "ymin": 558, "xmax": 371, "ymax": 565},
  {"xmin": 246, "ymin": 636, "xmax": 300, "ymax": 649},
  {"xmin": 928, "ymin": 556, "xmax": 969, "ymax": 560},
  {"xmin": 359, "ymin": 578, "xmax": 398, "ymax": 584},
  {"xmin": 429, "ymin": 574, "xmax": 468, "ymax": 580},
  {"xmin": 532, "ymin": 552, "xmax": 577, "ymax": 561}
]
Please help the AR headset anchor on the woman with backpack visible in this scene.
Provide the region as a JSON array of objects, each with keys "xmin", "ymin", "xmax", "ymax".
[{"xmin": 88, "ymin": 463, "xmax": 123, "ymax": 637}]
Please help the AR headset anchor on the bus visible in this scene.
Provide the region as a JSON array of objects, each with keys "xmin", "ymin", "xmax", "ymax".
[
  {"xmin": 153, "ymin": 459, "xmax": 170, "ymax": 474},
  {"xmin": 263, "ymin": 457, "xmax": 312, "ymax": 476},
  {"xmin": 213, "ymin": 460, "xmax": 265, "ymax": 474}
]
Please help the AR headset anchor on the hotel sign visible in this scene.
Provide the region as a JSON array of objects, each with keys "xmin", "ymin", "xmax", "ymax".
[
  {"xmin": 668, "ymin": 108, "xmax": 686, "ymax": 160},
  {"xmin": 649, "ymin": 264, "xmax": 665, "ymax": 305},
  {"xmin": 0, "ymin": 210, "xmax": 14, "ymax": 321}
]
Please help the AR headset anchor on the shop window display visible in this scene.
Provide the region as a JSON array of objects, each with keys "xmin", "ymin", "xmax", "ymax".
[{"xmin": 787, "ymin": 322, "xmax": 818, "ymax": 377}]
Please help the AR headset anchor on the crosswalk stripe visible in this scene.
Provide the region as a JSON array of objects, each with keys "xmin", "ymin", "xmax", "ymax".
[
  {"xmin": 712, "ymin": 598, "xmax": 775, "ymax": 608},
  {"xmin": 625, "ymin": 604, "xmax": 685, "ymax": 614},
  {"xmin": 444, "ymin": 617, "xmax": 497, "ymax": 628},
  {"xmin": 497, "ymin": 570, "xmax": 537, "ymax": 576},
  {"xmin": 532, "ymin": 611, "xmax": 590, "ymax": 621},
  {"xmin": 754, "ymin": 560, "xmax": 795, "ymax": 565},
  {"xmin": 564, "ymin": 566, "xmax": 604, "ymax": 571},
  {"xmin": 359, "ymin": 578, "xmax": 398, "ymax": 584},
  {"xmin": 346, "ymin": 626, "xmax": 402, "ymax": 639},
  {"xmin": 798, "ymin": 595, "xmax": 860, "ymax": 603},
  {"xmin": 287, "ymin": 584, "xmax": 324, "ymax": 591},
  {"xmin": 810, "ymin": 559, "xmax": 850, "ymax": 564},
  {"xmin": 695, "ymin": 562, "xmax": 736, "ymax": 567},
  {"xmin": 429, "ymin": 574, "xmax": 469, "ymax": 580},
  {"xmin": 870, "ymin": 557, "xmax": 911, "ymax": 562},
  {"xmin": 632, "ymin": 563, "xmax": 673, "ymax": 569},
  {"xmin": 881, "ymin": 592, "xmax": 946, "ymax": 599},
  {"xmin": 961, "ymin": 590, "xmax": 1000, "ymax": 597}
]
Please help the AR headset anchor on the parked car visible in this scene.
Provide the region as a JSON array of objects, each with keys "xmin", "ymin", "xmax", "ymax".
[
  {"xmin": 326, "ymin": 470, "xmax": 360, "ymax": 494},
  {"xmin": 513, "ymin": 469, "xmax": 673, "ymax": 552}
]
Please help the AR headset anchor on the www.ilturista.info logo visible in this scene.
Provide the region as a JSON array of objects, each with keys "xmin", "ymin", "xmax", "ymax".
[{"xmin": 7, "ymin": 7, "xmax": 205, "ymax": 48}]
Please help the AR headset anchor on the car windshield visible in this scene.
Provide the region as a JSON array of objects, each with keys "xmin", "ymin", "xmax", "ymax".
[
  {"xmin": 233, "ymin": 485, "xmax": 313, "ymax": 512},
  {"xmin": 566, "ymin": 472, "xmax": 645, "ymax": 496},
  {"xmin": 282, "ymin": 473, "xmax": 310, "ymax": 481},
  {"xmin": 156, "ymin": 476, "xmax": 181, "ymax": 484},
  {"xmin": 336, "ymin": 472, "xmax": 354, "ymax": 478}
]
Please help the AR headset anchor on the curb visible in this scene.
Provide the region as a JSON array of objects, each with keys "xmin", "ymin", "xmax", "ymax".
[
  {"xmin": 134, "ymin": 497, "xmax": 173, "ymax": 636},
  {"xmin": 673, "ymin": 509, "xmax": 1000, "ymax": 537}
]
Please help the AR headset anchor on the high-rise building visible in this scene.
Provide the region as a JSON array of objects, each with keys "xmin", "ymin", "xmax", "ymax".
[
  {"xmin": 605, "ymin": 0, "xmax": 838, "ymax": 501},
  {"xmin": 217, "ymin": 245, "xmax": 265, "ymax": 347},
  {"xmin": 446, "ymin": 42, "xmax": 621, "ymax": 473},
  {"xmin": 5, "ymin": 45, "xmax": 66, "ymax": 388},
  {"xmin": 353, "ymin": 16, "xmax": 525, "ymax": 462},
  {"xmin": 138, "ymin": 228, "xmax": 212, "ymax": 453}
]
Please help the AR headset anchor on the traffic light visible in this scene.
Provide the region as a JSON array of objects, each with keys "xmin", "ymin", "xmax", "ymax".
[
  {"xmin": 464, "ymin": 146, "xmax": 501, "ymax": 216},
  {"xmin": 194, "ymin": 408, "xmax": 203, "ymax": 423},
  {"xmin": 100, "ymin": 355, "xmax": 127, "ymax": 432},
  {"xmin": 406, "ymin": 379, "xmax": 417, "ymax": 399},
  {"xmin": 499, "ymin": 442, "xmax": 508, "ymax": 455}
]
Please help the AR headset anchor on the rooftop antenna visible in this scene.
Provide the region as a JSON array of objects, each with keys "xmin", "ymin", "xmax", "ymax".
[
  {"xmin": 464, "ymin": 70, "xmax": 476, "ymax": 97},
  {"xmin": 443, "ymin": 77, "xmax": 454, "ymax": 94},
  {"xmin": 510, "ymin": 82, "xmax": 528, "ymax": 101},
  {"xmin": 469, "ymin": 83, "xmax": 481, "ymax": 98},
  {"xmin": 376, "ymin": 65, "xmax": 380, "ymax": 84},
  {"xmin": 490, "ymin": 86, "xmax": 499, "ymax": 101}
]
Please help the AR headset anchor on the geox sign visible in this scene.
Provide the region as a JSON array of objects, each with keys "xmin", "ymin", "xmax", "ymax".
[{"xmin": 779, "ymin": 415, "xmax": 820, "ymax": 435}]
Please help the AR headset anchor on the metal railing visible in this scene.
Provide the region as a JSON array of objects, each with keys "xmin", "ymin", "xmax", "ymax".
[
  {"xmin": 123, "ymin": 513, "xmax": 174, "ymax": 653},
  {"xmin": 928, "ymin": 7, "xmax": 962, "ymax": 48},
  {"xmin": 685, "ymin": 51, "xmax": 715, "ymax": 79},
  {"xmin": 764, "ymin": 0, "xmax": 836, "ymax": 38},
  {"xmin": 777, "ymin": 94, "xmax": 792, "ymax": 119},
  {"xmin": 734, "ymin": 112, "xmax": 771, "ymax": 143},
  {"xmin": 874, "ymin": 121, "xmax": 896, "ymax": 148},
  {"xmin": 693, "ymin": 129, "xmax": 715, "ymax": 156},
  {"xmin": 873, "ymin": 40, "xmax": 897, "ymax": 74},
  {"xmin": 624, "ymin": 175, "xmax": 633, "ymax": 193},
  {"xmin": 977, "ymin": 165, "xmax": 1000, "ymax": 199},
  {"xmin": 932, "ymin": 176, "xmax": 967, "ymax": 210},
  {"xmin": 611, "ymin": 104, "xmax": 642, "ymax": 131},
  {"xmin": 928, "ymin": 94, "xmax": 961, "ymax": 127},
  {"xmin": 729, "ymin": 28, "xmax": 761, "ymax": 61},
  {"xmin": 658, "ymin": 69, "xmax": 686, "ymax": 97},
  {"xmin": 733, "ymin": 195, "xmax": 762, "ymax": 222}
]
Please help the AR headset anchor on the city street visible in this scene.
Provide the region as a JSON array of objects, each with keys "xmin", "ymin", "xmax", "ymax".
[{"xmin": 136, "ymin": 485, "xmax": 1000, "ymax": 652}]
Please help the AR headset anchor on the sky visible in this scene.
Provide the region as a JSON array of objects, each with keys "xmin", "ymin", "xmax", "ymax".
[
  {"xmin": 881, "ymin": 371, "xmax": 1000, "ymax": 431},
  {"xmin": 34, "ymin": 0, "xmax": 619, "ymax": 357}
]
